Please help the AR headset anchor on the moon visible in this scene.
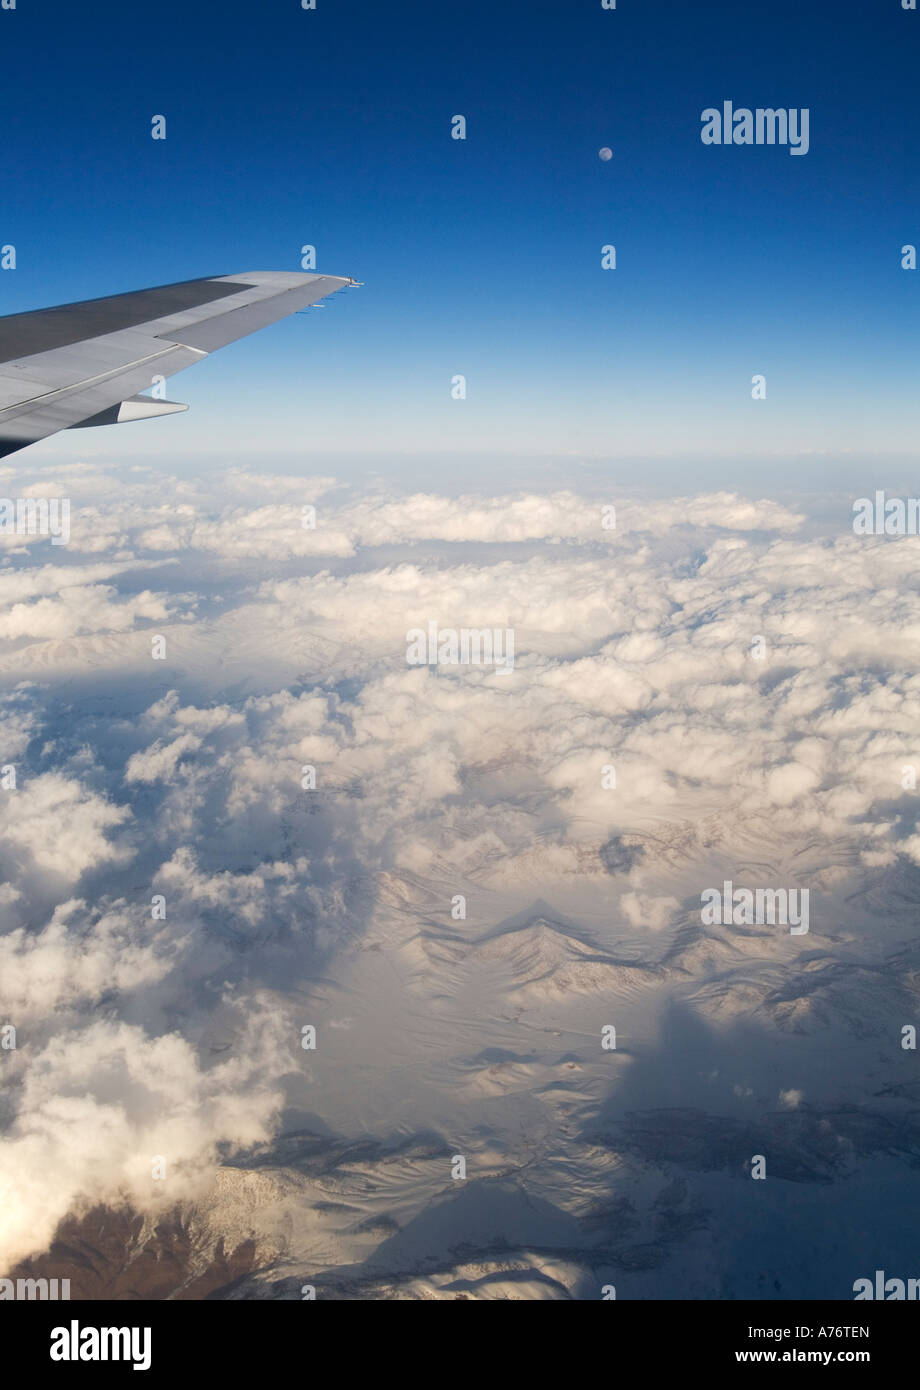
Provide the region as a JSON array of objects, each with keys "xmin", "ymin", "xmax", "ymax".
[{"xmin": 598, "ymin": 147, "xmax": 613, "ymax": 161}]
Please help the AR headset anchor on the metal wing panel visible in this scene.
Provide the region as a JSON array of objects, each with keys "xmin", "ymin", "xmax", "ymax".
[
  {"xmin": 0, "ymin": 340, "xmax": 206, "ymax": 455},
  {"xmin": 156, "ymin": 275, "xmax": 348, "ymax": 352},
  {"xmin": 0, "ymin": 277, "xmax": 248, "ymax": 365},
  {"xmin": 0, "ymin": 271, "xmax": 352, "ymax": 457}
]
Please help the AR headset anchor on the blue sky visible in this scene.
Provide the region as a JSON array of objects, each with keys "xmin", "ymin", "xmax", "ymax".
[{"xmin": 1, "ymin": 0, "xmax": 917, "ymax": 469}]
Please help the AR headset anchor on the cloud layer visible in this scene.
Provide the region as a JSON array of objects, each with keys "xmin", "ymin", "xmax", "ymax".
[{"xmin": 0, "ymin": 458, "xmax": 917, "ymax": 1284}]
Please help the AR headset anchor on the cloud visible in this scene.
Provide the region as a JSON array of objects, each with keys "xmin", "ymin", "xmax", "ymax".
[
  {"xmin": 0, "ymin": 1008, "xmax": 286, "ymax": 1270},
  {"xmin": 0, "ymin": 773, "xmax": 132, "ymax": 883},
  {"xmin": 620, "ymin": 891, "xmax": 681, "ymax": 931},
  {"xmin": 124, "ymin": 733, "xmax": 202, "ymax": 783},
  {"xmin": 0, "ymin": 899, "xmax": 173, "ymax": 1017},
  {"xmin": 0, "ymin": 464, "xmax": 916, "ymax": 1279}
]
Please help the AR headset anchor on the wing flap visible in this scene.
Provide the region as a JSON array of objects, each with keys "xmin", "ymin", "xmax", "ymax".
[{"xmin": 0, "ymin": 339, "xmax": 205, "ymax": 454}]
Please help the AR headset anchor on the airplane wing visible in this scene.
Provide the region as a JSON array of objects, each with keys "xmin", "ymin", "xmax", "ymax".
[{"xmin": 0, "ymin": 271, "xmax": 356, "ymax": 458}]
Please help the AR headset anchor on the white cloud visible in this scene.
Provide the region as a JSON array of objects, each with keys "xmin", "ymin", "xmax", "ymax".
[
  {"xmin": 0, "ymin": 773, "xmax": 132, "ymax": 883},
  {"xmin": 620, "ymin": 891, "xmax": 681, "ymax": 931},
  {"xmin": 0, "ymin": 1009, "xmax": 286, "ymax": 1269}
]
